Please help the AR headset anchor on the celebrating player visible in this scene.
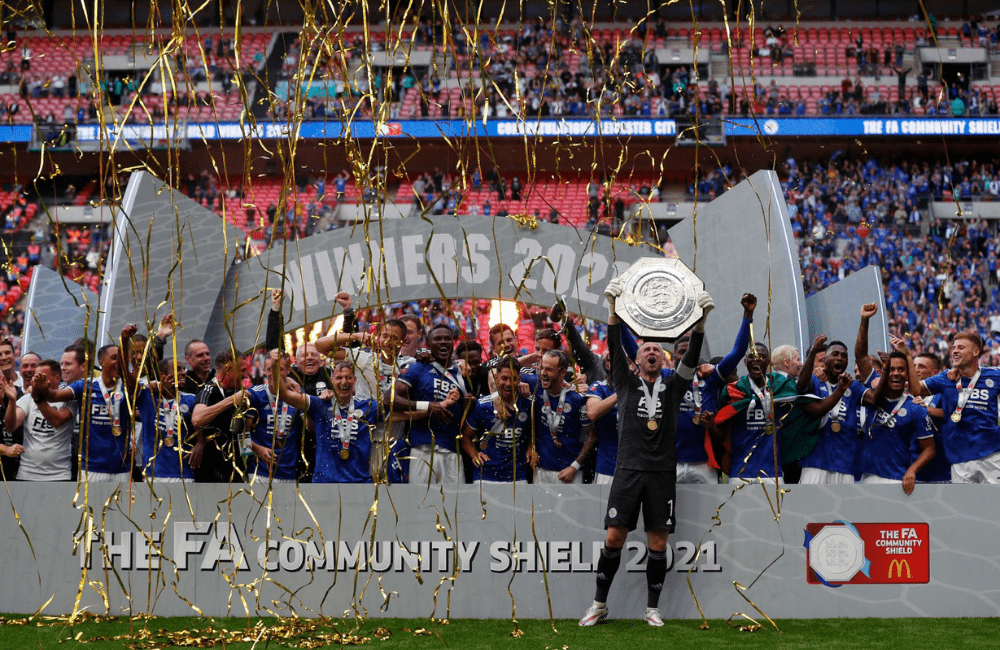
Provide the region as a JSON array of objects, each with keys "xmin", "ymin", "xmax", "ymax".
[{"xmin": 579, "ymin": 278, "xmax": 712, "ymax": 627}]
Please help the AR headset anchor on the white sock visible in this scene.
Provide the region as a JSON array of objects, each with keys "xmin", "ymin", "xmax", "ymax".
[
  {"xmin": 593, "ymin": 600, "xmax": 606, "ymax": 609},
  {"xmin": 646, "ymin": 607, "xmax": 659, "ymax": 614}
]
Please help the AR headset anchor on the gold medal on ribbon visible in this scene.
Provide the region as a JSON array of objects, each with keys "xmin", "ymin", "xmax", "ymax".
[
  {"xmin": 647, "ymin": 420, "xmax": 658, "ymax": 431},
  {"xmin": 165, "ymin": 436, "xmax": 175, "ymax": 448},
  {"xmin": 831, "ymin": 422, "xmax": 841, "ymax": 433},
  {"xmin": 479, "ymin": 437, "xmax": 489, "ymax": 451},
  {"xmin": 552, "ymin": 436, "xmax": 563, "ymax": 448},
  {"xmin": 692, "ymin": 413, "xmax": 701, "ymax": 425},
  {"xmin": 111, "ymin": 425, "xmax": 122, "ymax": 437},
  {"xmin": 339, "ymin": 448, "xmax": 350, "ymax": 460},
  {"xmin": 951, "ymin": 412, "xmax": 962, "ymax": 423},
  {"xmin": 764, "ymin": 424, "xmax": 775, "ymax": 436}
]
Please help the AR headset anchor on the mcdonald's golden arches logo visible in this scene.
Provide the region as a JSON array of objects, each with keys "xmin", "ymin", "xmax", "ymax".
[{"xmin": 887, "ymin": 559, "xmax": 911, "ymax": 579}]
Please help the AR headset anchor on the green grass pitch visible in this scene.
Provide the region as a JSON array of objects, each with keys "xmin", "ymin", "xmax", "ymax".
[{"xmin": 1, "ymin": 616, "xmax": 998, "ymax": 649}]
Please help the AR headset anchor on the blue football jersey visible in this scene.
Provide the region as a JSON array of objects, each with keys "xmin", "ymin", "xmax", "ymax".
[
  {"xmin": 70, "ymin": 378, "xmax": 133, "ymax": 475},
  {"xmin": 586, "ymin": 380, "xmax": 618, "ymax": 476},
  {"xmin": 859, "ymin": 395, "xmax": 933, "ymax": 480},
  {"xmin": 533, "ymin": 387, "xmax": 591, "ymax": 472},
  {"xmin": 142, "ymin": 391, "xmax": 196, "ymax": 480},
  {"xmin": 800, "ymin": 377, "xmax": 869, "ymax": 475},
  {"xmin": 398, "ymin": 361, "xmax": 467, "ymax": 452},
  {"xmin": 244, "ymin": 385, "xmax": 301, "ymax": 481},
  {"xmin": 924, "ymin": 368, "xmax": 1000, "ymax": 463},
  {"xmin": 465, "ymin": 394, "xmax": 533, "ymax": 482},
  {"xmin": 307, "ymin": 396, "xmax": 382, "ymax": 483}
]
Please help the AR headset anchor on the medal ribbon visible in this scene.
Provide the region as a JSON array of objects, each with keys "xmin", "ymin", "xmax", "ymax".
[
  {"xmin": 97, "ymin": 378, "xmax": 122, "ymax": 430},
  {"xmin": 748, "ymin": 378, "xmax": 774, "ymax": 427},
  {"xmin": 864, "ymin": 395, "xmax": 908, "ymax": 438},
  {"xmin": 159, "ymin": 397, "xmax": 179, "ymax": 439},
  {"xmin": 691, "ymin": 378, "xmax": 702, "ymax": 417},
  {"xmin": 953, "ymin": 369, "xmax": 981, "ymax": 421},
  {"xmin": 821, "ymin": 380, "xmax": 847, "ymax": 428},
  {"xmin": 266, "ymin": 387, "xmax": 291, "ymax": 440},
  {"xmin": 543, "ymin": 388, "xmax": 568, "ymax": 441},
  {"xmin": 490, "ymin": 393, "xmax": 516, "ymax": 434},
  {"xmin": 333, "ymin": 397, "xmax": 356, "ymax": 448},
  {"xmin": 640, "ymin": 375, "xmax": 664, "ymax": 421}
]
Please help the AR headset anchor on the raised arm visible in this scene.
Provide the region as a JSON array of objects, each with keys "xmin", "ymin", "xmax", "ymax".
[
  {"xmin": 716, "ymin": 293, "xmax": 755, "ymax": 378},
  {"xmin": 894, "ymin": 336, "xmax": 928, "ymax": 398},
  {"xmin": 315, "ymin": 331, "xmax": 370, "ymax": 356},
  {"xmin": 677, "ymin": 292, "xmax": 714, "ymax": 381},
  {"xmin": 2, "ymin": 376, "xmax": 20, "ymax": 433},
  {"xmin": 798, "ymin": 334, "xmax": 827, "ymax": 394},
  {"xmin": 264, "ymin": 289, "xmax": 285, "ymax": 352},
  {"xmin": 855, "ymin": 302, "xmax": 877, "ymax": 382},
  {"xmin": 272, "ymin": 355, "xmax": 310, "ymax": 411},
  {"xmin": 191, "ymin": 388, "xmax": 245, "ymax": 428},
  {"xmin": 119, "ymin": 323, "xmax": 139, "ymax": 395},
  {"xmin": 561, "ymin": 315, "xmax": 602, "ymax": 380}
]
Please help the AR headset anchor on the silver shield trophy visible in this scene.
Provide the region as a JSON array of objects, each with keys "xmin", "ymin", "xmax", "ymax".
[{"xmin": 614, "ymin": 257, "xmax": 705, "ymax": 341}]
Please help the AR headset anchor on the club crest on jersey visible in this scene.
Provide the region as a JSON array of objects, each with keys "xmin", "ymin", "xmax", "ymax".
[
  {"xmin": 563, "ymin": 403, "xmax": 572, "ymax": 413},
  {"xmin": 608, "ymin": 507, "xmax": 618, "ymax": 518},
  {"xmin": 180, "ymin": 404, "xmax": 189, "ymax": 413},
  {"xmin": 987, "ymin": 379, "xmax": 995, "ymax": 388},
  {"xmin": 518, "ymin": 412, "xmax": 528, "ymax": 422}
]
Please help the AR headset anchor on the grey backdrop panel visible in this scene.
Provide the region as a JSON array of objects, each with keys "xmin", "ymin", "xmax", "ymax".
[
  {"xmin": 806, "ymin": 265, "xmax": 891, "ymax": 366},
  {"xmin": 0, "ymin": 484, "xmax": 995, "ymax": 619},
  {"xmin": 668, "ymin": 170, "xmax": 808, "ymax": 357},
  {"xmin": 97, "ymin": 171, "xmax": 245, "ymax": 353},
  {"xmin": 222, "ymin": 216, "xmax": 650, "ymax": 353},
  {"xmin": 21, "ymin": 266, "xmax": 99, "ymax": 361}
]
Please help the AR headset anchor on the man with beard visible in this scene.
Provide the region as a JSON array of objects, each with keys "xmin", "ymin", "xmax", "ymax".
[
  {"xmin": 142, "ymin": 359, "xmax": 199, "ymax": 483},
  {"xmin": 461, "ymin": 356, "xmax": 534, "ymax": 483},
  {"xmin": 243, "ymin": 350, "xmax": 301, "ymax": 485},
  {"xmin": 579, "ymin": 281, "xmax": 712, "ymax": 627},
  {"xmin": 488, "ymin": 323, "xmax": 517, "ymax": 358},
  {"xmin": 858, "ymin": 351, "xmax": 935, "ymax": 493},
  {"xmin": 796, "ymin": 321, "xmax": 877, "ymax": 483},
  {"xmin": 34, "ymin": 325, "xmax": 144, "ymax": 483},
  {"xmin": 455, "ymin": 340, "xmax": 489, "ymax": 398},
  {"xmin": 192, "ymin": 350, "xmax": 247, "ymax": 483},
  {"xmin": 908, "ymin": 331, "xmax": 1000, "ymax": 483},
  {"xmin": 674, "ymin": 293, "xmax": 756, "ymax": 484},
  {"xmin": 712, "ymin": 342, "xmax": 839, "ymax": 482},
  {"xmin": 393, "ymin": 324, "xmax": 467, "ymax": 484},
  {"xmin": 533, "ymin": 349, "xmax": 595, "ymax": 484},
  {"xmin": 275, "ymin": 360, "xmax": 402, "ymax": 483},
  {"xmin": 316, "ymin": 312, "xmax": 412, "ymax": 482}
]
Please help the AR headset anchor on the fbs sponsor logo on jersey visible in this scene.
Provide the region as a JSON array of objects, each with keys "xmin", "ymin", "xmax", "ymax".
[{"xmin": 805, "ymin": 521, "xmax": 929, "ymax": 586}]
